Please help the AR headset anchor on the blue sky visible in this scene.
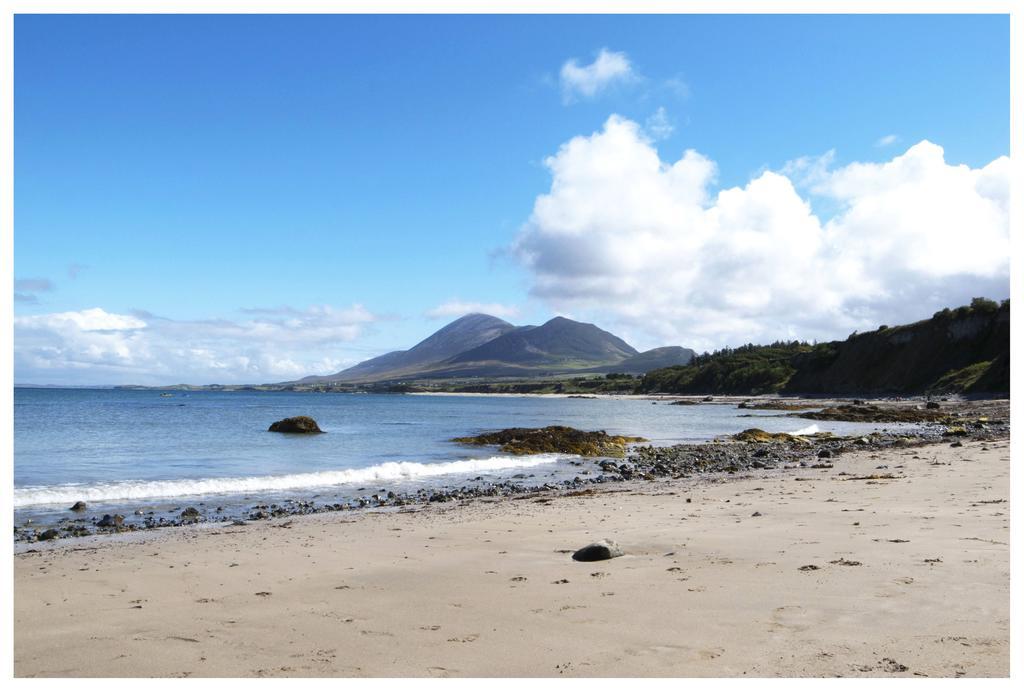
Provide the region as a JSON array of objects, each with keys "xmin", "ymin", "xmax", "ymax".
[{"xmin": 14, "ymin": 14, "xmax": 1010, "ymax": 384}]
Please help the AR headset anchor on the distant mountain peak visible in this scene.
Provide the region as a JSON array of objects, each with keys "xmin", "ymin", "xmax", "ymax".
[
  {"xmin": 294, "ymin": 312, "xmax": 693, "ymax": 384},
  {"xmin": 447, "ymin": 312, "xmax": 504, "ymax": 323},
  {"xmin": 447, "ymin": 315, "xmax": 638, "ymax": 367},
  {"xmin": 305, "ymin": 312, "xmax": 516, "ymax": 383}
]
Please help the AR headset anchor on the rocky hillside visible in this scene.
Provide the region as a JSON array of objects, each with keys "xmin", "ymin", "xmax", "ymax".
[
  {"xmin": 639, "ymin": 298, "xmax": 1009, "ymax": 396},
  {"xmin": 784, "ymin": 298, "xmax": 1009, "ymax": 396}
]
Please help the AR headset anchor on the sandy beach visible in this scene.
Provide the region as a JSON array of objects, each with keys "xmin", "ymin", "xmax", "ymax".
[{"xmin": 14, "ymin": 436, "xmax": 1009, "ymax": 678}]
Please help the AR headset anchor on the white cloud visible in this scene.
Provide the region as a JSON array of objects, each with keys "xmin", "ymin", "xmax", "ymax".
[
  {"xmin": 426, "ymin": 300, "xmax": 521, "ymax": 320},
  {"xmin": 17, "ymin": 307, "xmax": 146, "ymax": 332},
  {"xmin": 559, "ymin": 48, "xmax": 636, "ymax": 103},
  {"xmin": 512, "ymin": 116, "xmax": 1010, "ymax": 352},
  {"xmin": 14, "ymin": 304, "xmax": 379, "ymax": 385},
  {"xmin": 644, "ymin": 106, "xmax": 674, "ymax": 140},
  {"xmin": 875, "ymin": 134, "xmax": 900, "ymax": 147}
]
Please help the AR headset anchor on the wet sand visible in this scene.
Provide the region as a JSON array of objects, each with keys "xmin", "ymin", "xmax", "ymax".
[{"xmin": 14, "ymin": 437, "xmax": 1009, "ymax": 677}]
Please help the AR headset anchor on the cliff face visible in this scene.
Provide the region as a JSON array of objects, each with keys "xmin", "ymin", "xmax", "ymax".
[
  {"xmin": 638, "ymin": 299, "xmax": 1009, "ymax": 397},
  {"xmin": 783, "ymin": 301, "xmax": 1009, "ymax": 396}
]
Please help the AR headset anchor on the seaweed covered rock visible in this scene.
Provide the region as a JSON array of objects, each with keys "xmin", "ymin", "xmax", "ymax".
[
  {"xmin": 798, "ymin": 404, "xmax": 949, "ymax": 424},
  {"xmin": 268, "ymin": 416, "xmax": 324, "ymax": 434},
  {"xmin": 452, "ymin": 426, "xmax": 645, "ymax": 457},
  {"xmin": 732, "ymin": 428, "xmax": 810, "ymax": 444},
  {"xmin": 738, "ymin": 400, "xmax": 814, "ymax": 411}
]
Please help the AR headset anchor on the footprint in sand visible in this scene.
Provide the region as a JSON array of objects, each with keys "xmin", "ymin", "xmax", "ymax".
[
  {"xmin": 446, "ymin": 634, "xmax": 478, "ymax": 643},
  {"xmin": 360, "ymin": 629, "xmax": 394, "ymax": 637},
  {"xmin": 770, "ymin": 605, "xmax": 810, "ymax": 633},
  {"xmin": 829, "ymin": 558, "xmax": 863, "ymax": 567},
  {"xmin": 698, "ymin": 648, "xmax": 724, "ymax": 660}
]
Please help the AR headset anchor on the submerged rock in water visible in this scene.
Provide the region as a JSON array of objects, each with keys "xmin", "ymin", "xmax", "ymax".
[
  {"xmin": 268, "ymin": 416, "xmax": 324, "ymax": 434},
  {"xmin": 572, "ymin": 539, "xmax": 624, "ymax": 562},
  {"xmin": 452, "ymin": 426, "xmax": 645, "ymax": 458},
  {"xmin": 69, "ymin": 501, "xmax": 87, "ymax": 512}
]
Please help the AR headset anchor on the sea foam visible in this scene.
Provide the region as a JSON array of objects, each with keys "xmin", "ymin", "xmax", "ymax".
[{"xmin": 13, "ymin": 454, "xmax": 567, "ymax": 507}]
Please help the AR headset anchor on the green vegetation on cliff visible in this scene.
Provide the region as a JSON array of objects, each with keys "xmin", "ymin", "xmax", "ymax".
[
  {"xmin": 639, "ymin": 299, "xmax": 1009, "ymax": 397},
  {"xmin": 637, "ymin": 341, "xmax": 812, "ymax": 395}
]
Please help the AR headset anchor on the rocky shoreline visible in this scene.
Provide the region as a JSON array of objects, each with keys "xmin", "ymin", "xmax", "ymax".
[{"xmin": 15, "ymin": 401, "xmax": 1009, "ymax": 545}]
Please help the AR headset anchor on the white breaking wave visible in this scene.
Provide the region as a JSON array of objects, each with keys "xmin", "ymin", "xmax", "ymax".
[
  {"xmin": 13, "ymin": 454, "xmax": 567, "ymax": 508},
  {"xmin": 788, "ymin": 424, "xmax": 820, "ymax": 436}
]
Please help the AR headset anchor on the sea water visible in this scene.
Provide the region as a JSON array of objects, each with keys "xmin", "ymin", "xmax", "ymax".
[{"xmin": 13, "ymin": 388, "xmax": 911, "ymax": 531}]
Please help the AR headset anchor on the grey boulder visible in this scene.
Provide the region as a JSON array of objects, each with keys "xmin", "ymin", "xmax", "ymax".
[{"xmin": 571, "ymin": 539, "xmax": 624, "ymax": 562}]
